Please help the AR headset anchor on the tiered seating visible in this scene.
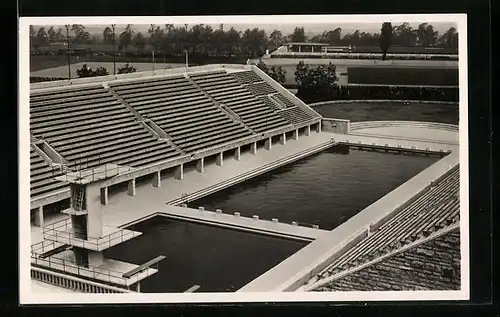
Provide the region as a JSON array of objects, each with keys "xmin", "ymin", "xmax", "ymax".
[
  {"xmin": 315, "ymin": 230, "xmax": 461, "ymax": 291},
  {"xmin": 271, "ymin": 93, "xmax": 296, "ymax": 108},
  {"xmin": 231, "ymin": 70, "xmax": 263, "ymax": 84},
  {"xmin": 30, "ymin": 85, "xmax": 179, "ymax": 170},
  {"xmin": 110, "ymin": 76, "xmax": 253, "ymax": 153},
  {"xmin": 257, "ymin": 96, "xmax": 282, "ymax": 112},
  {"xmin": 189, "ymin": 71, "xmax": 291, "ymax": 133},
  {"xmin": 245, "ymin": 81, "xmax": 277, "ymax": 96},
  {"xmin": 277, "ymin": 107, "xmax": 315, "ymax": 124},
  {"xmin": 317, "ymin": 166, "xmax": 460, "ymax": 279},
  {"xmin": 30, "ymin": 146, "xmax": 67, "ymax": 198}
]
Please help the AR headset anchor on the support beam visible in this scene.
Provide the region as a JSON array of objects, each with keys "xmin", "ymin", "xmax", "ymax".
[
  {"xmin": 316, "ymin": 123, "xmax": 322, "ymax": 133},
  {"xmin": 251, "ymin": 142, "xmax": 257, "ymax": 155},
  {"xmin": 216, "ymin": 152, "xmax": 223, "ymax": 167},
  {"xmin": 234, "ymin": 147, "xmax": 241, "ymax": 161},
  {"xmin": 265, "ymin": 137, "xmax": 272, "ymax": 150},
  {"xmin": 293, "ymin": 129, "xmax": 299, "ymax": 140},
  {"xmin": 196, "ymin": 157, "xmax": 204, "ymax": 173},
  {"xmin": 136, "ymin": 282, "xmax": 141, "ymax": 292},
  {"xmin": 280, "ymin": 133, "xmax": 286, "ymax": 145},
  {"xmin": 305, "ymin": 126, "xmax": 311, "ymax": 136},
  {"xmin": 100, "ymin": 187, "xmax": 108, "ymax": 206},
  {"xmin": 127, "ymin": 179, "xmax": 136, "ymax": 196},
  {"xmin": 34, "ymin": 206, "xmax": 44, "ymax": 228},
  {"xmin": 175, "ymin": 164, "xmax": 184, "ymax": 180},
  {"xmin": 153, "ymin": 171, "xmax": 161, "ymax": 188}
]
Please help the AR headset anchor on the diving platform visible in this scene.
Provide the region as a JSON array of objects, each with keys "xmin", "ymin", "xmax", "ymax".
[
  {"xmin": 54, "ymin": 164, "xmax": 134, "ymax": 185},
  {"xmin": 31, "ymin": 250, "xmax": 159, "ymax": 287},
  {"xmin": 42, "ymin": 218, "xmax": 142, "ymax": 252}
]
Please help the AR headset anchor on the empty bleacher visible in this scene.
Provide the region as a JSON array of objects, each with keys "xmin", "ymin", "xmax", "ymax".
[
  {"xmin": 30, "ymin": 85, "xmax": 179, "ymax": 170},
  {"xmin": 314, "ymin": 229, "xmax": 461, "ymax": 291},
  {"xmin": 30, "ymin": 146, "xmax": 67, "ymax": 198},
  {"xmin": 316, "ymin": 165, "xmax": 460, "ymax": 279},
  {"xmin": 277, "ymin": 107, "xmax": 315, "ymax": 125},
  {"xmin": 109, "ymin": 75, "xmax": 253, "ymax": 153},
  {"xmin": 231, "ymin": 70, "xmax": 264, "ymax": 85},
  {"xmin": 245, "ymin": 81, "xmax": 278, "ymax": 96},
  {"xmin": 189, "ymin": 71, "xmax": 291, "ymax": 133},
  {"xmin": 271, "ymin": 93, "xmax": 296, "ymax": 108}
]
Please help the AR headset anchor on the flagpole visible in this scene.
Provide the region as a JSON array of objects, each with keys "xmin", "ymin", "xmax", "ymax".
[{"xmin": 152, "ymin": 49, "xmax": 155, "ymax": 73}]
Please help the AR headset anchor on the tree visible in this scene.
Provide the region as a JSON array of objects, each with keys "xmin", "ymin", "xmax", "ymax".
[
  {"xmin": 119, "ymin": 24, "xmax": 135, "ymax": 51},
  {"xmin": 379, "ymin": 22, "xmax": 393, "ymax": 60},
  {"xmin": 438, "ymin": 27, "xmax": 458, "ymax": 49},
  {"xmin": 392, "ymin": 22, "xmax": 417, "ymax": 46},
  {"xmin": 117, "ymin": 63, "xmax": 136, "ymax": 74},
  {"xmin": 133, "ymin": 32, "xmax": 147, "ymax": 52},
  {"xmin": 257, "ymin": 61, "xmax": 286, "ymax": 84},
  {"xmin": 295, "ymin": 62, "xmax": 339, "ymax": 103},
  {"xmin": 102, "ymin": 26, "xmax": 113, "ymax": 45},
  {"xmin": 269, "ymin": 29, "xmax": 284, "ymax": 47},
  {"xmin": 76, "ymin": 64, "xmax": 109, "ymax": 78},
  {"xmin": 417, "ymin": 23, "xmax": 438, "ymax": 47},
  {"xmin": 291, "ymin": 27, "xmax": 306, "ymax": 42},
  {"xmin": 294, "ymin": 60, "xmax": 309, "ymax": 86},
  {"xmin": 71, "ymin": 24, "xmax": 90, "ymax": 44}
]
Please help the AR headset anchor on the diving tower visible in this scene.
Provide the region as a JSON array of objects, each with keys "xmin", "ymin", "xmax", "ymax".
[{"xmin": 32, "ymin": 164, "xmax": 165, "ymax": 292}]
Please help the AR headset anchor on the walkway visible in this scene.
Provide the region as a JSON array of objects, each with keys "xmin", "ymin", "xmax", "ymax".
[{"xmin": 100, "ymin": 132, "xmax": 333, "ymax": 229}]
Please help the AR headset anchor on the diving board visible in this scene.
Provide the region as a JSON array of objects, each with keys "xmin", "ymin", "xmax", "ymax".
[{"xmin": 122, "ymin": 255, "xmax": 166, "ymax": 279}]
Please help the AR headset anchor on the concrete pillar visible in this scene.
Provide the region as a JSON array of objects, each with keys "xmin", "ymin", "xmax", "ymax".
[
  {"xmin": 305, "ymin": 126, "xmax": 311, "ymax": 136},
  {"xmin": 280, "ymin": 133, "xmax": 286, "ymax": 145},
  {"xmin": 234, "ymin": 147, "xmax": 241, "ymax": 161},
  {"xmin": 100, "ymin": 187, "xmax": 108, "ymax": 206},
  {"xmin": 293, "ymin": 129, "xmax": 299, "ymax": 140},
  {"xmin": 153, "ymin": 171, "xmax": 161, "ymax": 188},
  {"xmin": 216, "ymin": 152, "xmax": 223, "ymax": 167},
  {"xmin": 196, "ymin": 157, "xmax": 204, "ymax": 173},
  {"xmin": 265, "ymin": 137, "xmax": 272, "ymax": 150},
  {"xmin": 136, "ymin": 282, "xmax": 141, "ymax": 292},
  {"xmin": 127, "ymin": 179, "xmax": 136, "ymax": 196},
  {"xmin": 34, "ymin": 206, "xmax": 44, "ymax": 228},
  {"xmin": 175, "ymin": 164, "xmax": 184, "ymax": 180},
  {"xmin": 316, "ymin": 123, "xmax": 321, "ymax": 133},
  {"xmin": 251, "ymin": 142, "xmax": 257, "ymax": 155},
  {"xmin": 88, "ymin": 251, "xmax": 104, "ymax": 266}
]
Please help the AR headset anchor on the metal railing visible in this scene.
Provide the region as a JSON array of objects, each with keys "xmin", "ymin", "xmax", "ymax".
[
  {"xmin": 31, "ymin": 267, "xmax": 134, "ymax": 293},
  {"xmin": 42, "ymin": 218, "xmax": 141, "ymax": 251},
  {"xmin": 31, "ymin": 248, "xmax": 156, "ymax": 287}
]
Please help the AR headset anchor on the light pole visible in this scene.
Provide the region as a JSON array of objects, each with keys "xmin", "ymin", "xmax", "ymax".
[
  {"xmin": 184, "ymin": 49, "xmax": 189, "ymax": 69},
  {"xmin": 111, "ymin": 24, "xmax": 116, "ymax": 76},
  {"xmin": 65, "ymin": 25, "xmax": 71, "ymax": 80}
]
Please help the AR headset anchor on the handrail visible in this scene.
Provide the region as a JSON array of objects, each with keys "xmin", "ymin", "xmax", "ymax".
[{"xmin": 42, "ymin": 218, "xmax": 141, "ymax": 251}]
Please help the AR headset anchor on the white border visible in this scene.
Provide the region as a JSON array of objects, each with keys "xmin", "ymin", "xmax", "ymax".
[{"xmin": 19, "ymin": 14, "xmax": 469, "ymax": 304}]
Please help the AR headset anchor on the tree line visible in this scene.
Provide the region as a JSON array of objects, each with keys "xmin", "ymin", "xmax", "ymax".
[{"xmin": 30, "ymin": 22, "xmax": 458, "ymax": 58}]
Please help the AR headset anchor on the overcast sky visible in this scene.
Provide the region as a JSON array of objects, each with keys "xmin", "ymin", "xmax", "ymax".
[{"xmin": 37, "ymin": 22, "xmax": 457, "ymax": 37}]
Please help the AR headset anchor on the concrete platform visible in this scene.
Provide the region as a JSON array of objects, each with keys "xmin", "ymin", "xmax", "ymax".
[
  {"xmin": 350, "ymin": 127, "xmax": 459, "ymax": 145},
  {"xmin": 32, "ymin": 250, "xmax": 157, "ymax": 287},
  {"xmin": 43, "ymin": 224, "xmax": 142, "ymax": 252},
  {"xmin": 154, "ymin": 205, "xmax": 329, "ymax": 241}
]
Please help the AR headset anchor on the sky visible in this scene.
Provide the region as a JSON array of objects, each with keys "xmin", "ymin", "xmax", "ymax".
[{"xmin": 36, "ymin": 22, "xmax": 457, "ymax": 37}]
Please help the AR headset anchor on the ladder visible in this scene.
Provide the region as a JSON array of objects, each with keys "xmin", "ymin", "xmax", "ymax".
[{"xmin": 73, "ymin": 187, "xmax": 85, "ymax": 211}]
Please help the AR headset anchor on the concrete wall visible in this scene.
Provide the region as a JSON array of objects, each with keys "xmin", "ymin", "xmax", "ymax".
[{"xmin": 321, "ymin": 118, "xmax": 350, "ymax": 134}]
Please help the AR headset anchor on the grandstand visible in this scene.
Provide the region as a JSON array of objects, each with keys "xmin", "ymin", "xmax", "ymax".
[{"xmin": 27, "ymin": 63, "xmax": 461, "ymax": 295}]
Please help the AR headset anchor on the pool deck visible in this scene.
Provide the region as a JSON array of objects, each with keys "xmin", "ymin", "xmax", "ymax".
[{"xmin": 144, "ymin": 205, "xmax": 328, "ymax": 241}]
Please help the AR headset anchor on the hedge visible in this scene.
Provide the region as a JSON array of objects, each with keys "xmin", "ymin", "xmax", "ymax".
[
  {"xmin": 30, "ymin": 76, "xmax": 68, "ymax": 83},
  {"xmin": 295, "ymin": 85, "xmax": 459, "ymax": 104}
]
